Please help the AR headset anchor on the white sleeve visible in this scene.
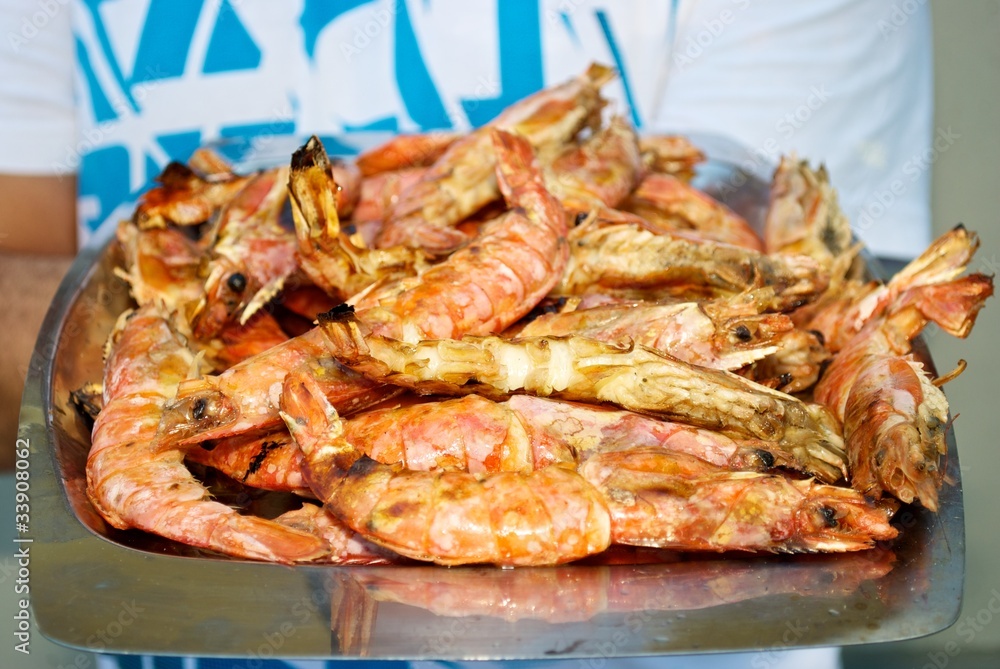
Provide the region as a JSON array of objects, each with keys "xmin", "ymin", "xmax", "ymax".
[
  {"xmin": 0, "ymin": 0, "xmax": 76, "ymax": 175},
  {"xmin": 652, "ymin": 0, "xmax": 933, "ymax": 259}
]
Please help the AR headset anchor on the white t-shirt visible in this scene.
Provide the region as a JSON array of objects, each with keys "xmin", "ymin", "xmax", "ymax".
[{"xmin": 1, "ymin": 0, "xmax": 931, "ymax": 259}]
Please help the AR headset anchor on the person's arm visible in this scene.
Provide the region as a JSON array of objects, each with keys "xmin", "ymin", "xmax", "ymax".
[
  {"xmin": 0, "ymin": 174, "xmax": 77, "ymax": 469},
  {"xmin": 0, "ymin": 173, "xmax": 77, "ymax": 254}
]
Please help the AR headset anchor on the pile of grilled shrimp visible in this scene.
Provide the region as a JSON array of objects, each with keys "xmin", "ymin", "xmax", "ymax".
[{"xmin": 85, "ymin": 64, "xmax": 993, "ymax": 566}]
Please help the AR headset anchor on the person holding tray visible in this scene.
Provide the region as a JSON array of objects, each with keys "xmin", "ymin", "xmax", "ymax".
[{"xmin": 0, "ymin": 1, "xmax": 931, "ymax": 668}]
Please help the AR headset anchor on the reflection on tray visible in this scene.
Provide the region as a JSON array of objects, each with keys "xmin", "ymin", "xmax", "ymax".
[{"xmin": 330, "ymin": 548, "xmax": 896, "ymax": 655}]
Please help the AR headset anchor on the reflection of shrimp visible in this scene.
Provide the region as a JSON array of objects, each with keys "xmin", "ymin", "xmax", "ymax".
[
  {"xmin": 86, "ymin": 306, "xmax": 328, "ymax": 563},
  {"xmin": 579, "ymin": 448, "xmax": 897, "ymax": 552},
  {"xmin": 814, "ymin": 274, "xmax": 993, "ymax": 510},
  {"xmin": 343, "ymin": 550, "xmax": 894, "ymax": 625},
  {"xmin": 280, "ymin": 367, "xmax": 611, "ymax": 566},
  {"xmin": 158, "ymin": 129, "xmax": 567, "ymax": 444},
  {"xmin": 376, "ymin": 63, "xmax": 612, "ymax": 252}
]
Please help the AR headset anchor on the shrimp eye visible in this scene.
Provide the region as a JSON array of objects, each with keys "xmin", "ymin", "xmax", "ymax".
[
  {"xmin": 754, "ymin": 449, "xmax": 776, "ymax": 469},
  {"xmin": 227, "ymin": 272, "xmax": 247, "ymax": 293},
  {"xmin": 192, "ymin": 397, "xmax": 208, "ymax": 421},
  {"xmin": 734, "ymin": 324, "xmax": 753, "ymax": 342},
  {"xmin": 819, "ymin": 505, "xmax": 839, "ymax": 528},
  {"xmin": 573, "ymin": 211, "xmax": 589, "ymax": 227}
]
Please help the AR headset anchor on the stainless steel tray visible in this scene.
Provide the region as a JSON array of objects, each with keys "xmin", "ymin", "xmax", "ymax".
[{"xmin": 21, "ymin": 136, "xmax": 964, "ymax": 659}]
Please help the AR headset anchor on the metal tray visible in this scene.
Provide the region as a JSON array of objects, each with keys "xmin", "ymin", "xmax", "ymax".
[{"xmin": 21, "ymin": 135, "xmax": 964, "ymax": 660}]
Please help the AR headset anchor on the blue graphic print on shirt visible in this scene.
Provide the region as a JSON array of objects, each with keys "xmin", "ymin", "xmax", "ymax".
[{"xmin": 71, "ymin": 0, "xmax": 644, "ymax": 245}]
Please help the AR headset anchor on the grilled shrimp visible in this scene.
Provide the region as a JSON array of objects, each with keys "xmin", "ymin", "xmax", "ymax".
[
  {"xmin": 803, "ymin": 225, "xmax": 980, "ymax": 352},
  {"xmin": 543, "ymin": 115, "xmax": 643, "ymax": 212},
  {"xmin": 133, "ymin": 158, "xmax": 251, "ymax": 229},
  {"xmin": 516, "ymin": 290, "xmax": 794, "ymax": 371},
  {"xmin": 351, "ymin": 167, "xmax": 427, "ymax": 229},
  {"xmin": 814, "ymin": 274, "xmax": 993, "ymax": 510},
  {"xmin": 158, "ymin": 129, "xmax": 567, "ymax": 444},
  {"xmin": 158, "ymin": 338, "xmax": 391, "ymax": 446},
  {"xmin": 209, "ymin": 388, "xmax": 787, "ymax": 501},
  {"xmin": 280, "ymin": 367, "xmax": 611, "ymax": 566},
  {"xmin": 638, "ymin": 134, "xmax": 706, "ymax": 182},
  {"xmin": 355, "ymin": 131, "xmax": 461, "ymax": 176},
  {"xmin": 191, "ymin": 167, "xmax": 298, "ymax": 339},
  {"xmin": 344, "ymin": 393, "xmax": 790, "ymax": 473},
  {"xmin": 205, "ymin": 309, "xmax": 290, "ymax": 368},
  {"xmin": 270, "ymin": 502, "xmax": 398, "ymax": 565},
  {"xmin": 622, "ymin": 172, "xmax": 764, "ymax": 251},
  {"xmin": 557, "ymin": 220, "xmax": 827, "ymax": 307},
  {"xmin": 318, "ymin": 315, "xmax": 847, "ymax": 482},
  {"xmin": 764, "ymin": 156, "xmax": 855, "ymax": 270},
  {"xmin": 186, "ymin": 429, "xmax": 312, "ymax": 495},
  {"xmin": 505, "ymin": 394, "xmax": 793, "ymax": 472},
  {"xmin": 579, "ymin": 448, "xmax": 897, "ymax": 552},
  {"xmin": 117, "ymin": 219, "xmax": 289, "ymax": 369},
  {"xmin": 86, "ymin": 306, "xmax": 328, "ymax": 563},
  {"xmin": 740, "ymin": 327, "xmax": 830, "ymax": 393},
  {"xmin": 115, "ymin": 220, "xmax": 204, "ymax": 325},
  {"xmin": 375, "ymin": 63, "xmax": 612, "ymax": 252},
  {"xmin": 288, "ymin": 136, "xmax": 429, "ymax": 301},
  {"xmin": 354, "ymin": 128, "xmax": 568, "ymax": 341}
]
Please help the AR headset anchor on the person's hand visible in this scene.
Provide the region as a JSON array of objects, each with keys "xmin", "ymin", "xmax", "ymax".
[{"xmin": 0, "ymin": 173, "xmax": 77, "ymax": 468}]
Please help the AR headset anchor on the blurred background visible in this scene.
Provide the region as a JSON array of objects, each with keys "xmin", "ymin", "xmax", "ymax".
[
  {"xmin": 4, "ymin": 0, "xmax": 1000, "ymax": 667},
  {"xmin": 843, "ymin": 1, "xmax": 1000, "ymax": 666}
]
